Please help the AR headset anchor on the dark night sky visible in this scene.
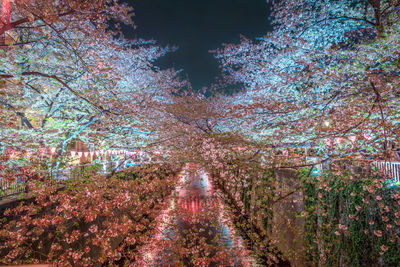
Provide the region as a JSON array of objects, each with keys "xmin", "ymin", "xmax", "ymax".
[{"xmin": 123, "ymin": 0, "xmax": 272, "ymax": 90}]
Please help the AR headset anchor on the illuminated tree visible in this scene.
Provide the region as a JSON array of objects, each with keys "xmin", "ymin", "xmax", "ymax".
[
  {"xmin": 213, "ymin": 0, "xmax": 400, "ymax": 159},
  {"xmin": 206, "ymin": 1, "xmax": 400, "ymax": 265},
  {"xmin": 0, "ymin": 2, "xmax": 186, "ymax": 265},
  {"xmin": 0, "ymin": 0, "xmax": 184, "ymax": 174}
]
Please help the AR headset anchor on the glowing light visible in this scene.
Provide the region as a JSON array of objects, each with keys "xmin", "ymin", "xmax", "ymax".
[
  {"xmin": 323, "ymin": 120, "xmax": 330, "ymax": 127},
  {"xmin": 311, "ymin": 169, "xmax": 320, "ymax": 176},
  {"xmin": 1, "ymin": 0, "xmax": 10, "ymax": 26},
  {"xmin": 103, "ymin": 163, "xmax": 107, "ymax": 173}
]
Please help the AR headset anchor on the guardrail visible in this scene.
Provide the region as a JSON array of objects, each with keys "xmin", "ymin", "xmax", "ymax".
[
  {"xmin": 307, "ymin": 158, "xmax": 400, "ymax": 186},
  {"xmin": 0, "ymin": 157, "xmax": 149, "ymax": 200},
  {"xmin": 0, "ymin": 176, "xmax": 26, "ymax": 200},
  {"xmin": 375, "ymin": 161, "xmax": 400, "ymax": 185},
  {"xmin": 56, "ymin": 160, "xmax": 130, "ymax": 179},
  {"xmin": 0, "ymin": 162, "xmax": 115, "ymax": 200}
]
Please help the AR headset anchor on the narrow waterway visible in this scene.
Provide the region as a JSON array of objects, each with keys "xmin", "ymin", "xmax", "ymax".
[{"xmin": 136, "ymin": 168, "xmax": 253, "ymax": 266}]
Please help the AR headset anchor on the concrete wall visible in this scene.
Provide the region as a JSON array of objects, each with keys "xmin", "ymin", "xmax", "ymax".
[{"xmin": 271, "ymin": 169, "xmax": 306, "ymax": 267}]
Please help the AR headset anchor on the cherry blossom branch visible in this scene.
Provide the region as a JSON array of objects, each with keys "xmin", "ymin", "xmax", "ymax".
[
  {"xmin": 0, "ymin": 10, "xmax": 75, "ymax": 36},
  {"xmin": 0, "ymin": 71, "xmax": 125, "ymax": 116}
]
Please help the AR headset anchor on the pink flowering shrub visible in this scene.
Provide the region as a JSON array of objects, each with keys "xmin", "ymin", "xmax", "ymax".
[
  {"xmin": 0, "ymin": 164, "xmax": 178, "ymax": 266},
  {"xmin": 303, "ymin": 163, "xmax": 400, "ymax": 266}
]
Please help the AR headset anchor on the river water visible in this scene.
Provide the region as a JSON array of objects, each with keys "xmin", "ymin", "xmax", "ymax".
[{"xmin": 136, "ymin": 168, "xmax": 253, "ymax": 266}]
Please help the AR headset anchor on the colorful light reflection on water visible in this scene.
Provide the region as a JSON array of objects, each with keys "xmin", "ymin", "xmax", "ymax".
[{"xmin": 136, "ymin": 167, "xmax": 254, "ymax": 266}]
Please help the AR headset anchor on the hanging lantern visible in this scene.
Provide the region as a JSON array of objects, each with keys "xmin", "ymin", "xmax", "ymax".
[{"xmin": 1, "ymin": 0, "xmax": 10, "ymax": 26}]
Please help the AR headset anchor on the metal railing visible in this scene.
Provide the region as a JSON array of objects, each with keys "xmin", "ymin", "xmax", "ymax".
[
  {"xmin": 307, "ymin": 157, "xmax": 400, "ymax": 186},
  {"xmin": 375, "ymin": 161, "xmax": 400, "ymax": 184},
  {"xmin": 0, "ymin": 176, "xmax": 26, "ymax": 200},
  {"xmin": 0, "ymin": 158, "xmax": 147, "ymax": 200}
]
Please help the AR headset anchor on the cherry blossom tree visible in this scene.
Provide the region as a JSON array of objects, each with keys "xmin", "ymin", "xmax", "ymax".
[
  {"xmin": 213, "ymin": 0, "xmax": 400, "ymax": 159},
  {"xmin": 0, "ymin": 0, "xmax": 185, "ymax": 178},
  {"xmin": 1, "ymin": 0, "xmax": 399, "ymax": 266},
  {"xmin": 203, "ymin": 1, "xmax": 400, "ymax": 265}
]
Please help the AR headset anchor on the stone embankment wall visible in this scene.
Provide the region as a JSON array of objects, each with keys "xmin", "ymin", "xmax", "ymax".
[{"xmin": 272, "ymin": 169, "xmax": 306, "ymax": 267}]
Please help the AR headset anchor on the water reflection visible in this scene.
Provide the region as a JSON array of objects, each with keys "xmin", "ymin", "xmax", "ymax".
[{"xmin": 154, "ymin": 170, "xmax": 246, "ymax": 266}]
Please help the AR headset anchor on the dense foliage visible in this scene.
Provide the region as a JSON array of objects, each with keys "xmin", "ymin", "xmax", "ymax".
[
  {"xmin": 0, "ymin": 0, "xmax": 183, "ymax": 180},
  {"xmin": 302, "ymin": 166, "xmax": 400, "ymax": 266},
  {"xmin": 213, "ymin": 0, "xmax": 400, "ymax": 155},
  {"xmin": 0, "ymin": 163, "xmax": 179, "ymax": 265}
]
